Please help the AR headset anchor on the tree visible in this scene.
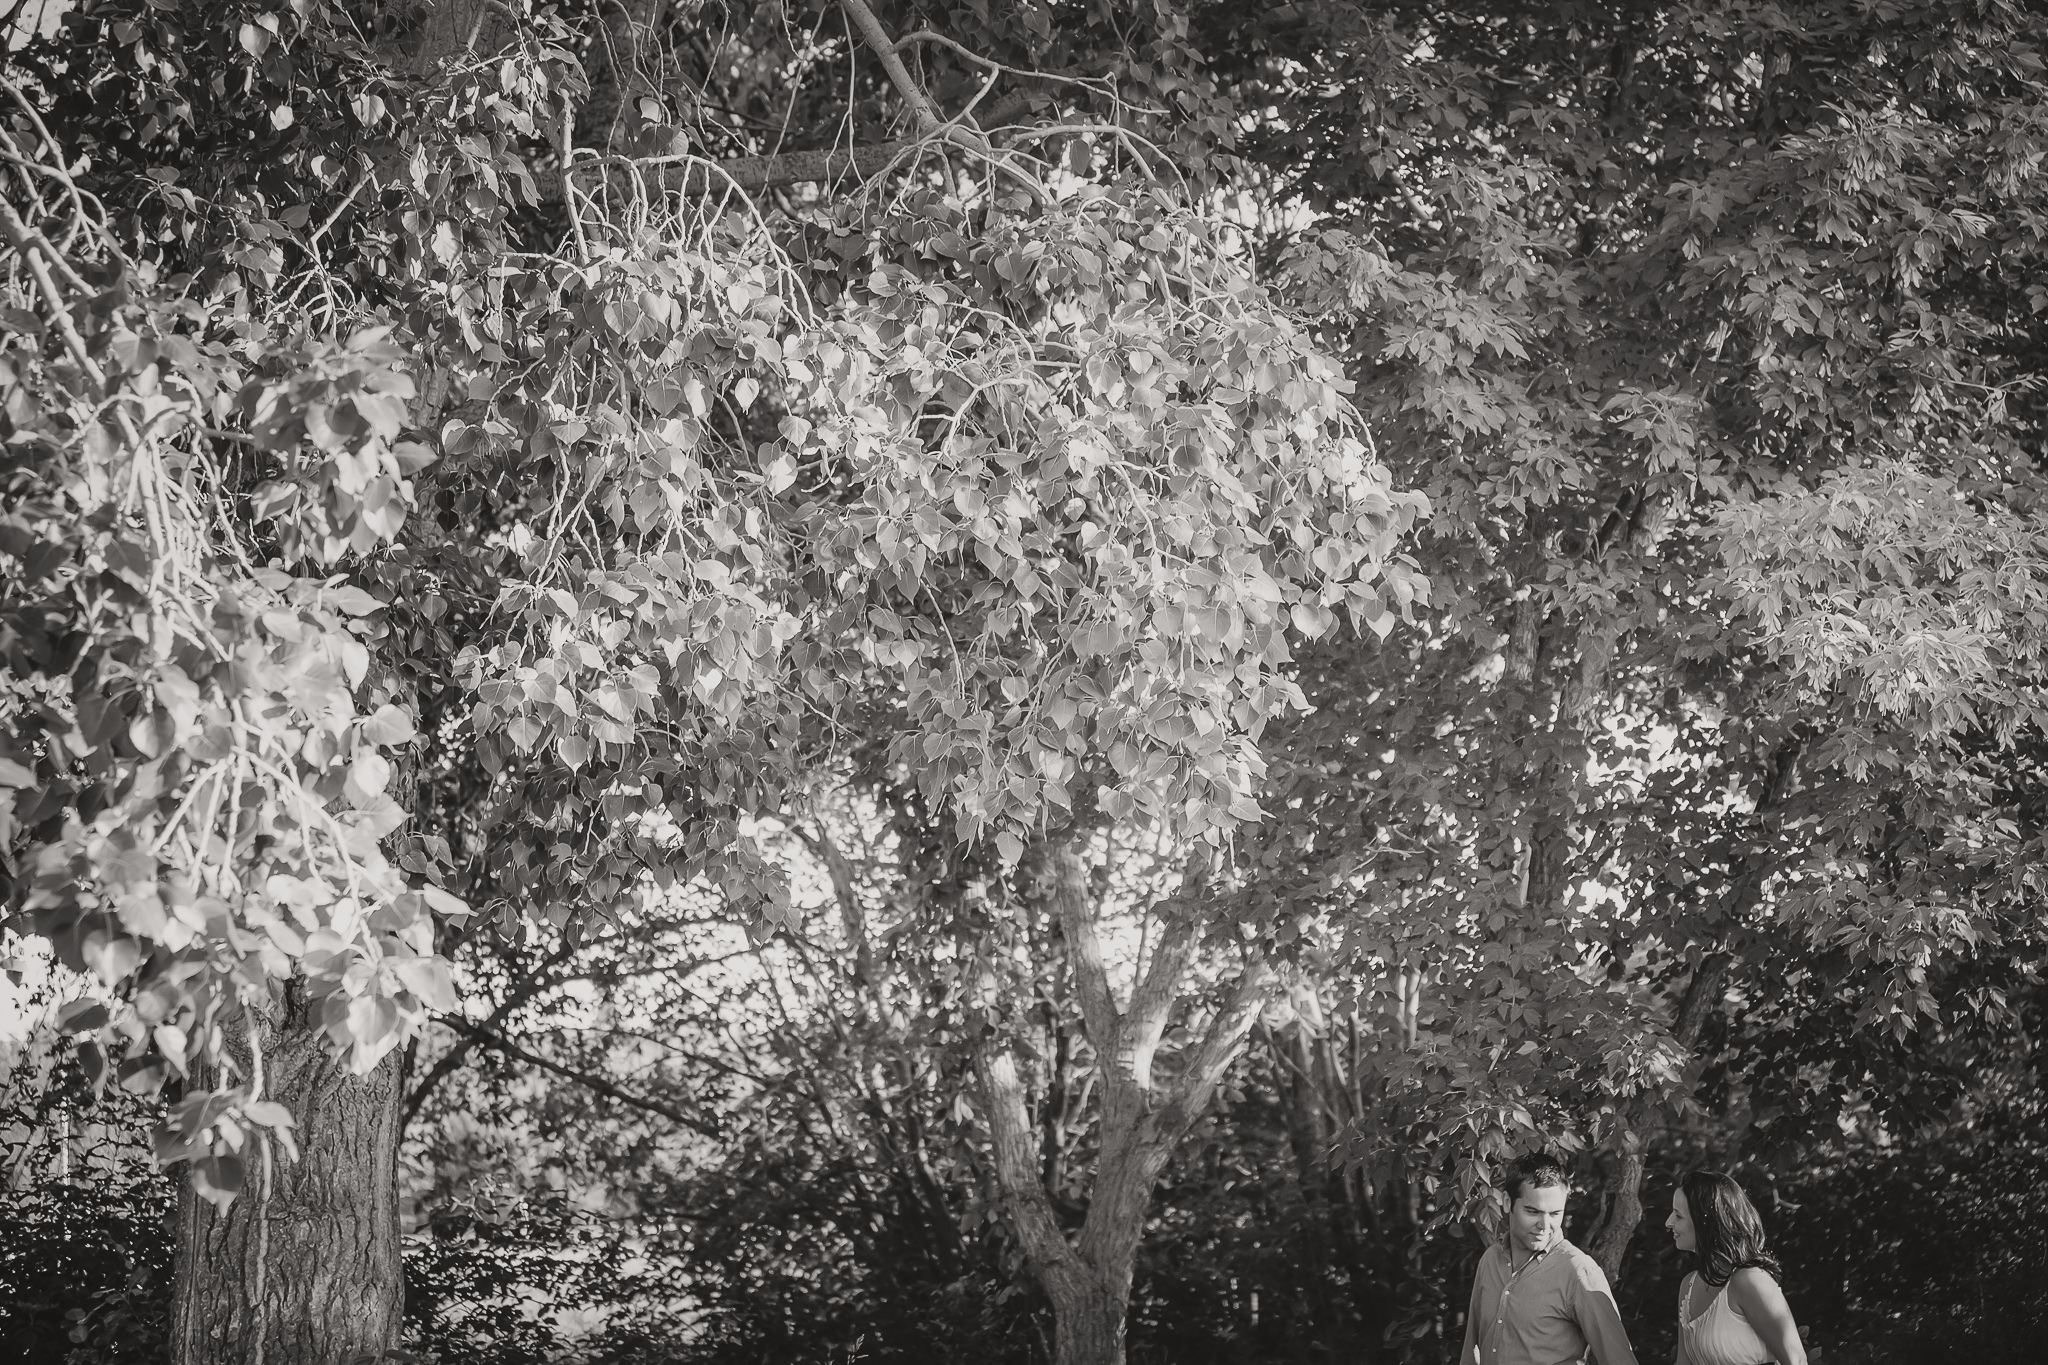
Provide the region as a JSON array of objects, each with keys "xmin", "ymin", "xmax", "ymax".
[
  {"xmin": 1194, "ymin": 0, "xmax": 2048, "ymax": 1283},
  {"xmin": 3, "ymin": 2, "xmax": 1424, "ymax": 1361},
  {"xmin": 13, "ymin": 2, "xmax": 2048, "ymax": 1361}
]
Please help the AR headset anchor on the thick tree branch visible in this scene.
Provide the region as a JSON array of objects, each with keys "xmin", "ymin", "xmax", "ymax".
[
  {"xmin": 1044, "ymin": 844, "xmax": 1121, "ymax": 1063},
  {"xmin": 1122, "ymin": 909, "xmax": 1195, "ymax": 1100},
  {"xmin": 836, "ymin": 0, "xmax": 946, "ymax": 134},
  {"xmin": 793, "ymin": 824, "xmax": 877, "ymax": 987},
  {"xmin": 973, "ymin": 1039, "xmax": 1084, "ymax": 1281},
  {"xmin": 1586, "ymin": 1149, "xmax": 1644, "ymax": 1279},
  {"xmin": 447, "ymin": 1019, "xmax": 722, "ymax": 1140},
  {"xmin": 1128, "ymin": 879, "xmax": 1198, "ymax": 1041},
  {"xmin": 1162, "ymin": 954, "xmax": 1277, "ymax": 1135},
  {"xmin": 400, "ymin": 940, "xmax": 575, "ymax": 1130},
  {"xmin": 892, "ymin": 29, "xmax": 1115, "ymax": 104},
  {"xmin": 1672, "ymin": 952, "xmax": 1734, "ymax": 1048},
  {"xmin": 537, "ymin": 87, "xmax": 1039, "ymax": 204}
]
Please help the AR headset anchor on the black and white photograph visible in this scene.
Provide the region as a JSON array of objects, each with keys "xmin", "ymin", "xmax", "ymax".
[{"xmin": 2, "ymin": 2, "xmax": 2044, "ymax": 1362}]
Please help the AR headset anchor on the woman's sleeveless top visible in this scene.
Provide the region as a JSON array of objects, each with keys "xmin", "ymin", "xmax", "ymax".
[{"xmin": 1679, "ymin": 1273, "xmax": 1774, "ymax": 1365}]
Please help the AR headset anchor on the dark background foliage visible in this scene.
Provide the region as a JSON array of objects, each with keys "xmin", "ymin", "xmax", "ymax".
[{"xmin": 7, "ymin": 1020, "xmax": 2045, "ymax": 1363}]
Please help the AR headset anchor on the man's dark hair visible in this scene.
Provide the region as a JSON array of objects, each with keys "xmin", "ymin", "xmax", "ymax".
[{"xmin": 1503, "ymin": 1151, "xmax": 1571, "ymax": 1201}]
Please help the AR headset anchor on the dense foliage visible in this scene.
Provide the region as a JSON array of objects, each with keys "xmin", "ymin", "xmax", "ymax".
[
  {"xmin": 5, "ymin": 0, "xmax": 2048, "ymax": 1362},
  {"xmin": 7, "ymin": 960, "xmax": 2045, "ymax": 1362}
]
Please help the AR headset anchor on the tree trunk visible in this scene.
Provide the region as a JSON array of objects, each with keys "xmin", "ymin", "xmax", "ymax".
[
  {"xmin": 1588, "ymin": 950, "xmax": 1733, "ymax": 1284},
  {"xmin": 1587, "ymin": 743, "xmax": 1800, "ymax": 1281},
  {"xmin": 1047, "ymin": 1272, "xmax": 1132, "ymax": 1365},
  {"xmin": 978, "ymin": 1039, "xmax": 1149, "ymax": 1365},
  {"xmin": 171, "ymin": 994, "xmax": 405, "ymax": 1365},
  {"xmin": 974, "ymin": 843, "xmax": 1277, "ymax": 1365},
  {"xmin": 1013, "ymin": 1134, "xmax": 1173, "ymax": 1365},
  {"xmin": 1586, "ymin": 1149, "xmax": 1645, "ymax": 1285}
]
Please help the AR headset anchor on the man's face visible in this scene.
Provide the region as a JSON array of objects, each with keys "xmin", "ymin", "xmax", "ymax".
[{"xmin": 1508, "ymin": 1181, "xmax": 1569, "ymax": 1257}]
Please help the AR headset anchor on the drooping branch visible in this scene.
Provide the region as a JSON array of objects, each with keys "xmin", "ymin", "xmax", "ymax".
[
  {"xmin": 891, "ymin": 29, "xmax": 1124, "ymax": 107},
  {"xmin": 400, "ymin": 940, "xmax": 575, "ymax": 1130},
  {"xmin": 446, "ymin": 1019, "xmax": 723, "ymax": 1140}
]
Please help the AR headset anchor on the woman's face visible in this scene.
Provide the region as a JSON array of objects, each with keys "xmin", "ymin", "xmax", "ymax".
[{"xmin": 1666, "ymin": 1189, "xmax": 1698, "ymax": 1253}]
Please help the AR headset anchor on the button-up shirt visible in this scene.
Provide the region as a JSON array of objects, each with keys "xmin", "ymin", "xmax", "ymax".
[{"xmin": 1457, "ymin": 1238, "xmax": 1640, "ymax": 1365}]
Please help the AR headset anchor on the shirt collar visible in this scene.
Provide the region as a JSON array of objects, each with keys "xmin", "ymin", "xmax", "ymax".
[{"xmin": 1501, "ymin": 1237, "xmax": 1567, "ymax": 1273}]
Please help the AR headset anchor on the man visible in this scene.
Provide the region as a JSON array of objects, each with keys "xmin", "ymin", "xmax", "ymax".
[{"xmin": 1457, "ymin": 1152, "xmax": 1641, "ymax": 1365}]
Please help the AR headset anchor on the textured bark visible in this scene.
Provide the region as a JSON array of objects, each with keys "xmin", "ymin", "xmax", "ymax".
[
  {"xmin": 1049, "ymin": 1271, "xmax": 1133, "ymax": 1365},
  {"xmin": 171, "ymin": 995, "xmax": 404, "ymax": 1365},
  {"xmin": 160, "ymin": 9, "xmax": 477, "ymax": 1351},
  {"xmin": 976, "ymin": 1042, "xmax": 1129, "ymax": 1365},
  {"xmin": 836, "ymin": 0, "xmax": 946, "ymax": 134},
  {"xmin": 1586, "ymin": 1149, "xmax": 1645, "ymax": 1284}
]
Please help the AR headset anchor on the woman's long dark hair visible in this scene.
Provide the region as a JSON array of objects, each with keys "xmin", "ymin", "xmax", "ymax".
[{"xmin": 1682, "ymin": 1171, "xmax": 1783, "ymax": 1287}]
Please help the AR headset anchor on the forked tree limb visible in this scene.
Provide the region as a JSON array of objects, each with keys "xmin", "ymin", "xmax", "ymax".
[
  {"xmin": 836, "ymin": 0, "xmax": 948, "ymax": 135},
  {"xmin": 1160, "ymin": 952, "xmax": 1277, "ymax": 1137},
  {"xmin": 1046, "ymin": 845, "xmax": 1122, "ymax": 1063},
  {"xmin": 974, "ymin": 1039, "xmax": 1087, "ymax": 1282}
]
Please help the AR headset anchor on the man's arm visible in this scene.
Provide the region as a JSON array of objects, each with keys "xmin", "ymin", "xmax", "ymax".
[
  {"xmin": 1570, "ymin": 1259, "xmax": 1641, "ymax": 1365},
  {"xmin": 1458, "ymin": 1268, "xmax": 1484, "ymax": 1365}
]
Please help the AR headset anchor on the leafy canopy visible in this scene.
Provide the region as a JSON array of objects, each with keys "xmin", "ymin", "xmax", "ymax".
[{"xmin": 0, "ymin": 0, "xmax": 1422, "ymax": 1207}]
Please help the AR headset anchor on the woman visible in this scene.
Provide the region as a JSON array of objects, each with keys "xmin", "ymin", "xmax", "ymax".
[{"xmin": 1665, "ymin": 1171, "xmax": 1807, "ymax": 1365}]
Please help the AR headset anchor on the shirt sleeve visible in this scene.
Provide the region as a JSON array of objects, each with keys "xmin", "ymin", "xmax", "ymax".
[
  {"xmin": 1571, "ymin": 1257, "xmax": 1641, "ymax": 1365},
  {"xmin": 1459, "ymin": 1268, "xmax": 1484, "ymax": 1365}
]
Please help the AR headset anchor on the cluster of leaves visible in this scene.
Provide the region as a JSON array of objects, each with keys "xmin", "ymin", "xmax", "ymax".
[
  {"xmin": 3, "ymin": 0, "xmax": 1431, "ymax": 1226},
  {"xmin": 0, "ymin": 210, "xmax": 466, "ymax": 1202},
  {"xmin": 1716, "ymin": 460, "xmax": 2048, "ymax": 764},
  {"xmin": 1179, "ymin": 0, "xmax": 2048, "ymax": 1215},
  {"xmin": 0, "ymin": 0, "xmax": 592, "ymax": 1206}
]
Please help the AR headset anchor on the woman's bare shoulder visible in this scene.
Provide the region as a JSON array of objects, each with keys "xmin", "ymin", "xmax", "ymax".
[{"xmin": 1726, "ymin": 1267, "xmax": 1785, "ymax": 1311}]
